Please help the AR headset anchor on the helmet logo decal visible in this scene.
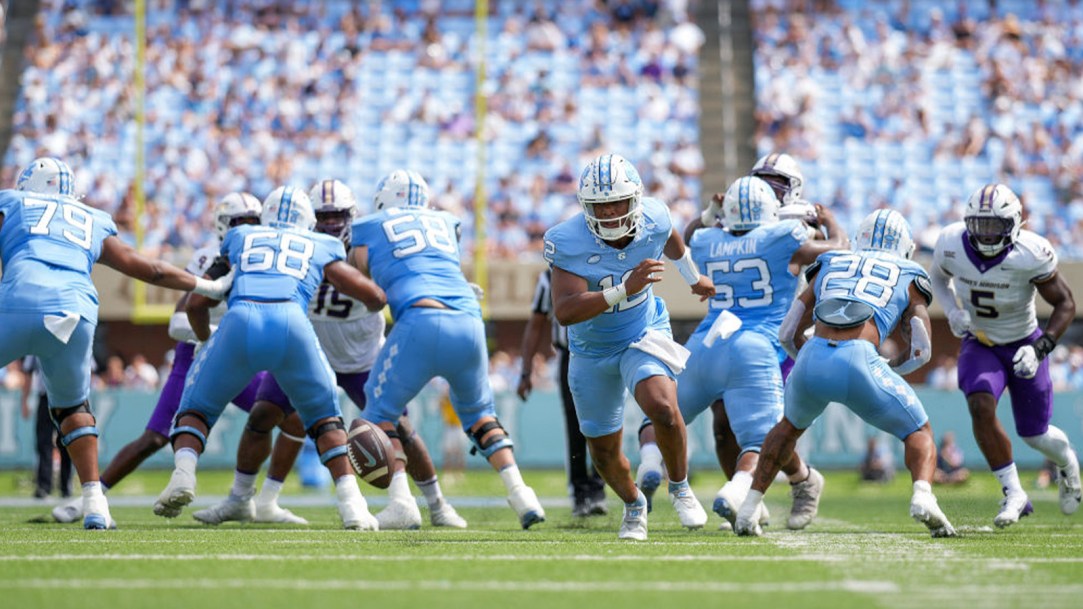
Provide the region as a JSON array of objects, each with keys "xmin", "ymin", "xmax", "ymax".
[{"xmin": 278, "ymin": 187, "xmax": 294, "ymax": 225}]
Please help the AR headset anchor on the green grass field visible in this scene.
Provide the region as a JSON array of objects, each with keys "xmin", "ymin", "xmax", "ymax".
[{"xmin": 0, "ymin": 469, "xmax": 1080, "ymax": 609}]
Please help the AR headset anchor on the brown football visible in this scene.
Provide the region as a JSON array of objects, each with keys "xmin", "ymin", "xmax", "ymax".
[{"xmin": 346, "ymin": 418, "xmax": 393, "ymax": 489}]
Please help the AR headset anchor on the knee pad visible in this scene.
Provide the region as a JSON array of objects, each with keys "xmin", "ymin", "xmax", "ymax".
[
  {"xmin": 383, "ymin": 428, "xmax": 409, "ymax": 464},
  {"xmin": 308, "ymin": 418, "xmax": 348, "ymax": 464},
  {"xmin": 170, "ymin": 410, "xmax": 210, "ymax": 450},
  {"xmin": 469, "ymin": 419, "xmax": 513, "ymax": 459},
  {"xmin": 50, "ymin": 402, "xmax": 98, "ymax": 447}
]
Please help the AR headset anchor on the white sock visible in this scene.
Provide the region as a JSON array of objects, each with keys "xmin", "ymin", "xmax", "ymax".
[
  {"xmin": 1022, "ymin": 426, "xmax": 1076, "ymax": 468},
  {"xmin": 230, "ymin": 470, "xmax": 257, "ymax": 499},
  {"xmin": 994, "ymin": 462, "xmax": 1024, "ymax": 495},
  {"xmin": 499, "ymin": 464, "xmax": 526, "ymax": 494},
  {"xmin": 731, "ymin": 470, "xmax": 754, "ymax": 494},
  {"xmin": 335, "ymin": 474, "xmax": 365, "ymax": 507},
  {"xmin": 639, "ymin": 442, "xmax": 663, "ymax": 472},
  {"xmin": 81, "ymin": 481, "xmax": 103, "ymax": 497},
  {"xmin": 259, "ymin": 478, "xmax": 284, "ymax": 504},
  {"xmin": 913, "ymin": 480, "xmax": 932, "ymax": 495},
  {"xmin": 416, "ymin": 477, "xmax": 443, "ymax": 507},
  {"xmin": 388, "ymin": 470, "xmax": 412, "ymax": 502},
  {"xmin": 175, "ymin": 447, "xmax": 199, "ymax": 474},
  {"xmin": 737, "ymin": 489, "xmax": 764, "ymax": 522}
]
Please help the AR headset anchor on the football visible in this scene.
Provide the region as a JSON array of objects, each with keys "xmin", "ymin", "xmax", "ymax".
[{"xmin": 346, "ymin": 418, "xmax": 394, "ymax": 489}]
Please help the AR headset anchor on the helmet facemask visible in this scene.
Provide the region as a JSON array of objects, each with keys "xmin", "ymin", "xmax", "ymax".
[
  {"xmin": 316, "ymin": 210, "xmax": 353, "ymax": 245},
  {"xmin": 577, "ymin": 153, "xmax": 644, "ymax": 241},
  {"xmin": 964, "ymin": 184, "xmax": 1023, "ymax": 257},
  {"xmin": 583, "ymin": 196, "xmax": 641, "ymax": 241}
]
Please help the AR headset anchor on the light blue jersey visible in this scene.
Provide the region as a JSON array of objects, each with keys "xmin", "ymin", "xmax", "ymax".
[
  {"xmin": 0, "ymin": 189, "xmax": 117, "ymax": 323},
  {"xmin": 351, "ymin": 207, "xmax": 479, "ymax": 321},
  {"xmin": 180, "ymin": 225, "xmax": 346, "ymax": 429},
  {"xmin": 543, "ymin": 197, "xmax": 674, "ymax": 358},
  {"xmin": 0, "ymin": 190, "xmax": 117, "ymax": 407},
  {"xmin": 784, "ymin": 249, "xmax": 932, "ymax": 439}
]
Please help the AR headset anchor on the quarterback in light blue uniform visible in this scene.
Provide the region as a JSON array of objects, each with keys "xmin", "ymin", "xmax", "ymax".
[
  {"xmin": 158, "ymin": 186, "xmax": 388, "ymax": 530},
  {"xmin": 545, "ymin": 153, "xmax": 716, "ymax": 540},
  {"xmin": 1, "ymin": 157, "xmax": 229, "ymax": 530},
  {"xmin": 734, "ymin": 209, "xmax": 957, "ymax": 539},
  {"xmin": 351, "ymin": 169, "xmax": 546, "ymax": 530}
]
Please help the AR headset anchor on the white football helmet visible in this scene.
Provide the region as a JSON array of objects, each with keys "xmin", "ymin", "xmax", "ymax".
[
  {"xmin": 750, "ymin": 152, "xmax": 803, "ymax": 206},
  {"xmin": 213, "ymin": 192, "xmax": 262, "ymax": 239},
  {"xmin": 577, "ymin": 153, "xmax": 644, "ymax": 241},
  {"xmin": 722, "ymin": 176, "xmax": 779, "ymax": 232},
  {"xmin": 965, "ymin": 183, "xmax": 1023, "ymax": 256},
  {"xmin": 16, "ymin": 157, "xmax": 75, "ymax": 196},
  {"xmin": 309, "ymin": 179, "xmax": 358, "ymax": 243},
  {"xmin": 261, "ymin": 186, "xmax": 315, "ymax": 231},
  {"xmin": 374, "ymin": 170, "xmax": 430, "ymax": 210},
  {"xmin": 855, "ymin": 209, "xmax": 915, "ymax": 259}
]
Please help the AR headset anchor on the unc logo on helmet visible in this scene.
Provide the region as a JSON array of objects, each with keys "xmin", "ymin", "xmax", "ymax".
[
  {"xmin": 576, "ymin": 153, "xmax": 644, "ymax": 241},
  {"xmin": 722, "ymin": 176, "xmax": 779, "ymax": 232},
  {"xmin": 214, "ymin": 192, "xmax": 262, "ymax": 239},
  {"xmin": 374, "ymin": 170, "xmax": 430, "ymax": 210},
  {"xmin": 965, "ymin": 184, "xmax": 1022, "ymax": 257},
  {"xmin": 261, "ymin": 186, "xmax": 316, "ymax": 231},
  {"xmin": 16, "ymin": 157, "xmax": 75, "ymax": 196},
  {"xmin": 855, "ymin": 209, "xmax": 915, "ymax": 259}
]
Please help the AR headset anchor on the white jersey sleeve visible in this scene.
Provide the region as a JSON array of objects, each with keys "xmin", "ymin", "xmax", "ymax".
[
  {"xmin": 308, "ymin": 282, "xmax": 386, "ymax": 374},
  {"xmin": 184, "ymin": 246, "xmax": 220, "ymax": 276},
  {"xmin": 934, "ymin": 223, "xmax": 1056, "ymax": 344}
]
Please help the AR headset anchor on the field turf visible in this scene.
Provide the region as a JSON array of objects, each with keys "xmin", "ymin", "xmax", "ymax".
[{"xmin": 0, "ymin": 469, "xmax": 1080, "ymax": 609}]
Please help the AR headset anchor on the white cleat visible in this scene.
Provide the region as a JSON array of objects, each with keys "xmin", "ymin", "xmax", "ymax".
[
  {"xmin": 339, "ymin": 496, "xmax": 379, "ymax": 531},
  {"xmin": 993, "ymin": 489, "xmax": 1034, "ymax": 529},
  {"xmin": 153, "ymin": 468, "xmax": 196, "ymax": 518},
  {"xmin": 52, "ymin": 496, "xmax": 83, "ymax": 523},
  {"xmin": 787, "ymin": 468, "xmax": 824, "ymax": 530},
  {"xmin": 619, "ymin": 492, "xmax": 649, "ymax": 541},
  {"xmin": 82, "ymin": 493, "xmax": 116, "ymax": 530},
  {"xmin": 712, "ymin": 482, "xmax": 747, "ymax": 528},
  {"xmin": 1058, "ymin": 450, "xmax": 1082, "ymax": 515},
  {"xmin": 376, "ymin": 498, "xmax": 423, "ymax": 531},
  {"xmin": 193, "ymin": 495, "xmax": 255, "ymax": 525},
  {"xmin": 670, "ymin": 485, "xmax": 708, "ymax": 530},
  {"xmin": 254, "ymin": 501, "xmax": 309, "ymax": 525},
  {"xmin": 508, "ymin": 486, "xmax": 546, "ymax": 529},
  {"xmin": 735, "ymin": 512, "xmax": 763, "ymax": 537},
  {"xmin": 429, "ymin": 499, "xmax": 468, "ymax": 528},
  {"xmin": 635, "ymin": 463, "xmax": 665, "ymax": 513},
  {"xmin": 910, "ymin": 491, "xmax": 957, "ymax": 538}
]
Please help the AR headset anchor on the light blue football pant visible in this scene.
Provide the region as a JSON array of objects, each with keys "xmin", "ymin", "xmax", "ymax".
[
  {"xmin": 363, "ymin": 307, "xmax": 495, "ymax": 431},
  {"xmin": 179, "ymin": 301, "xmax": 340, "ymax": 430},
  {"xmin": 785, "ymin": 336, "xmax": 928, "ymax": 440},
  {"xmin": 0, "ymin": 311, "xmax": 94, "ymax": 408},
  {"xmin": 678, "ymin": 329, "xmax": 784, "ymax": 454},
  {"xmin": 568, "ymin": 346, "xmax": 676, "ymax": 438}
]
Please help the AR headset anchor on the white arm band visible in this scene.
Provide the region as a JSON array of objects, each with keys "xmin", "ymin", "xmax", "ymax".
[
  {"xmin": 603, "ymin": 282, "xmax": 627, "ymax": 307},
  {"xmin": 893, "ymin": 316, "xmax": 932, "ymax": 376},
  {"xmin": 779, "ymin": 299, "xmax": 806, "ymax": 360},
  {"xmin": 669, "ymin": 248, "xmax": 701, "ymax": 285},
  {"xmin": 928, "ymin": 265, "xmax": 959, "ymax": 317},
  {"xmin": 168, "ymin": 312, "xmax": 199, "ymax": 344}
]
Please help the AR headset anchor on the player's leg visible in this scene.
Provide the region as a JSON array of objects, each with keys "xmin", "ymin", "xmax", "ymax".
[
  {"xmin": 557, "ymin": 348, "xmax": 607, "ymax": 515},
  {"xmin": 711, "ymin": 403, "xmax": 739, "ymax": 479},
  {"xmin": 634, "ymin": 420, "xmax": 665, "ymax": 512},
  {"xmin": 397, "ymin": 415, "xmax": 467, "ymax": 528},
  {"xmin": 956, "ymin": 338, "xmax": 1030, "ymax": 524},
  {"xmin": 588, "ymin": 431, "xmax": 649, "ymax": 540}
]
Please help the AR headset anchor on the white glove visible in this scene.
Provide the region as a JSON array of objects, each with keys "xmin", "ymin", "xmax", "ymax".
[
  {"xmin": 947, "ymin": 308, "xmax": 971, "ymax": 338},
  {"xmin": 700, "ymin": 197, "xmax": 722, "ymax": 226},
  {"xmin": 1012, "ymin": 345, "xmax": 1039, "ymax": 379},
  {"xmin": 192, "ymin": 267, "xmax": 235, "ymax": 301},
  {"xmin": 468, "ymin": 282, "xmax": 484, "ymax": 301}
]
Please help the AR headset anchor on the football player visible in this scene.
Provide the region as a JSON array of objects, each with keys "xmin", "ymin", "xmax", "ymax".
[
  {"xmin": 154, "ymin": 186, "xmax": 387, "ymax": 531},
  {"xmin": 736, "ymin": 209, "xmax": 955, "ymax": 538},
  {"xmin": 194, "ymin": 180, "xmax": 467, "ymax": 529},
  {"xmin": 930, "ymin": 184, "xmax": 1080, "ymax": 526},
  {"xmin": 0, "ymin": 157, "xmax": 232, "ymax": 529},
  {"xmin": 543, "ymin": 153, "xmax": 715, "ymax": 540}
]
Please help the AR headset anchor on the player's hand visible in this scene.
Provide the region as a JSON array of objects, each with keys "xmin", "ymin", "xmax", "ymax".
[
  {"xmin": 1012, "ymin": 345, "xmax": 1039, "ymax": 379},
  {"xmin": 193, "ymin": 267, "xmax": 235, "ymax": 301},
  {"xmin": 691, "ymin": 275, "xmax": 715, "ymax": 301},
  {"xmin": 947, "ymin": 309, "xmax": 971, "ymax": 338},
  {"xmin": 516, "ymin": 374, "xmax": 532, "ymax": 401},
  {"xmin": 700, "ymin": 193, "xmax": 724, "ymax": 226},
  {"xmin": 626, "ymin": 259, "xmax": 666, "ymax": 295}
]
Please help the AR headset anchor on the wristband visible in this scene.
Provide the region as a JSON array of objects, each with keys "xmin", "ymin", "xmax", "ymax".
[
  {"xmin": 671, "ymin": 248, "xmax": 701, "ymax": 285},
  {"xmin": 192, "ymin": 276, "xmax": 217, "ymax": 297},
  {"xmin": 1033, "ymin": 332, "xmax": 1057, "ymax": 360},
  {"xmin": 603, "ymin": 282, "xmax": 627, "ymax": 307}
]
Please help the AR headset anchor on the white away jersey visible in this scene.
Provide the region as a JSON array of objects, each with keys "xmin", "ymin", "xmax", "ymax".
[
  {"xmin": 933, "ymin": 222, "xmax": 1057, "ymax": 344},
  {"xmin": 307, "ymin": 281, "xmax": 385, "ymax": 374},
  {"xmin": 185, "ymin": 246, "xmax": 229, "ymax": 327}
]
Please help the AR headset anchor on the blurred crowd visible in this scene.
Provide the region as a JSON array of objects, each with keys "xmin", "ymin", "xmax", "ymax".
[
  {"xmin": 751, "ymin": 0, "xmax": 1083, "ymax": 258},
  {"xmin": 2, "ymin": 0, "xmax": 704, "ymax": 264}
]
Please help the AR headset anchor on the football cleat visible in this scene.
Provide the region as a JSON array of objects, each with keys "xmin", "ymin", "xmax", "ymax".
[
  {"xmin": 429, "ymin": 499, "xmax": 468, "ymax": 528},
  {"xmin": 508, "ymin": 485, "xmax": 546, "ymax": 529},
  {"xmin": 993, "ymin": 488, "xmax": 1034, "ymax": 528},
  {"xmin": 339, "ymin": 496, "xmax": 379, "ymax": 531},
  {"xmin": 910, "ymin": 490, "xmax": 957, "ymax": 538},
  {"xmin": 735, "ymin": 512, "xmax": 764, "ymax": 537},
  {"xmin": 670, "ymin": 485, "xmax": 708, "ymax": 530},
  {"xmin": 787, "ymin": 467, "xmax": 824, "ymax": 530},
  {"xmin": 255, "ymin": 501, "xmax": 309, "ymax": 525},
  {"xmin": 712, "ymin": 481, "xmax": 746, "ymax": 527},
  {"xmin": 82, "ymin": 493, "xmax": 116, "ymax": 530},
  {"xmin": 376, "ymin": 498, "xmax": 423, "ymax": 531},
  {"xmin": 193, "ymin": 495, "xmax": 255, "ymax": 525},
  {"xmin": 153, "ymin": 468, "xmax": 196, "ymax": 518},
  {"xmin": 52, "ymin": 496, "xmax": 83, "ymax": 523},
  {"xmin": 619, "ymin": 491, "xmax": 649, "ymax": 541},
  {"xmin": 1058, "ymin": 450, "xmax": 1082, "ymax": 515},
  {"xmin": 636, "ymin": 462, "xmax": 664, "ymax": 513}
]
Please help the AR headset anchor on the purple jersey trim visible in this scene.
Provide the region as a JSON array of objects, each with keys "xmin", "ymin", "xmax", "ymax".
[{"xmin": 961, "ymin": 230, "xmax": 1012, "ymax": 273}]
